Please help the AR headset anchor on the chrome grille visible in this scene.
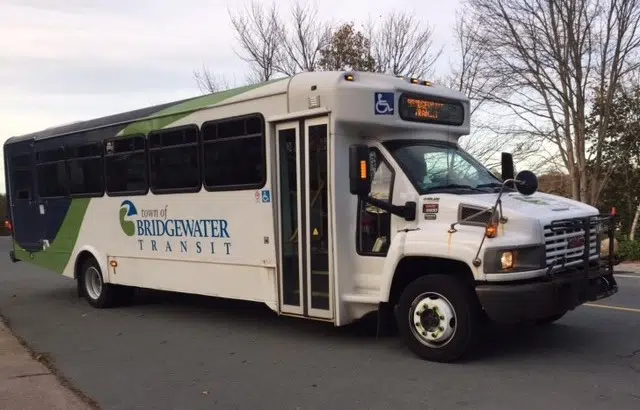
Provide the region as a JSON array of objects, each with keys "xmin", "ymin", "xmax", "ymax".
[{"xmin": 544, "ymin": 218, "xmax": 599, "ymax": 271}]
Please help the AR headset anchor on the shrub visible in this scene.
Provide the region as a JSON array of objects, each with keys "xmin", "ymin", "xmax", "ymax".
[{"xmin": 617, "ymin": 237, "xmax": 640, "ymax": 262}]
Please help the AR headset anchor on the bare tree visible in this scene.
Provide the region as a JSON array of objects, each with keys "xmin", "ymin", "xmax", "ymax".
[
  {"xmin": 273, "ymin": 1, "xmax": 332, "ymax": 75},
  {"xmin": 448, "ymin": 10, "xmax": 494, "ymax": 116},
  {"xmin": 223, "ymin": 1, "xmax": 445, "ymax": 81},
  {"xmin": 465, "ymin": 0, "xmax": 640, "ymax": 205},
  {"xmin": 365, "ymin": 11, "xmax": 443, "ymax": 78},
  {"xmin": 228, "ymin": 1, "xmax": 281, "ymax": 82},
  {"xmin": 589, "ymin": 0, "xmax": 640, "ymax": 204},
  {"xmin": 193, "ymin": 64, "xmax": 233, "ymax": 94},
  {"xmin": 446, "ymin": 10, "xmax": 546, "ymax": 173},
  {"xmin": 225, "ymin": 0, "xmax": 332, "ymax": 80}
]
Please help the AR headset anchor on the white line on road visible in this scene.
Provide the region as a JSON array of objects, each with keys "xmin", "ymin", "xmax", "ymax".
[
  {"xmin": 616, "ymin": 273, "xmax": 640, "ymax": 279},
  {"xmin": 584, "ymin": 303, "xmax": 640, "ymax": 313}
]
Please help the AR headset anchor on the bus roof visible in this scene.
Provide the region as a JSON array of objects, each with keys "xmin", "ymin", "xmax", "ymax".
[
  {"xmin": 4, "ymin": 71, "xmax": 469, "ymax": 145},
  {"xmin": 4, "ymin": 77, "xmax": 291, "ymax": 145}
]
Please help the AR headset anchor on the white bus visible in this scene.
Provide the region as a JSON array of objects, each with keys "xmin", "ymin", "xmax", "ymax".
[{"xmin": 3, "ymin": 71, "xmax": 618, "ymax": 362}]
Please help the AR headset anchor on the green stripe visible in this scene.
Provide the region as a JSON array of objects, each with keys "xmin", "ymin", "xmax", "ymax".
[
  {"xmin": 120, "ymin": 78, "xmax": 287, "ymax": 136},
  {"xmin": 14, "ymin": 198, "xmax": 91, "ymax": 274}
]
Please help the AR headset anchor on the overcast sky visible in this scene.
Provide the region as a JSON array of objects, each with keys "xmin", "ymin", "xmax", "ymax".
[{"xmin": 0, "ymin": 0, "xmax": 461, "ymax": 193}]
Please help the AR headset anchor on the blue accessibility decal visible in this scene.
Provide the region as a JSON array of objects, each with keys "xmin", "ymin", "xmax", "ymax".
[
  {"xmin": 261, "ymin": 189, "xmax": 271, "ymax": 203},
  {"xmin": 374, "ymin": 92, "xmax": 394, "ymax": 115}
]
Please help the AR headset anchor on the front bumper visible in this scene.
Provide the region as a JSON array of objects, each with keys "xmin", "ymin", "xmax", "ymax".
[
  {"xmin": 475, "ymin": 264, "xmax": 618, "ymax": 324},
  {"xmin": 476, "ymin": 212, "xmax": 619, "ymax": 324}
]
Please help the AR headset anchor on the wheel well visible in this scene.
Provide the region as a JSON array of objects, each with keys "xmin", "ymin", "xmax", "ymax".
[
  {"xmin": 388, "ymin": 256, "xmax": 476, "ymax": 307},
  {"xmin": 74, "ymin": 251, "xmax": 96, "ymax": 279}
]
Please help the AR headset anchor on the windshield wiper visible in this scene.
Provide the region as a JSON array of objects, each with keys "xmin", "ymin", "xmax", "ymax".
[
  {"xmin": 475, "ymin": 182, "xmax": 503, "ymax": 188},
  {"xmin": 424, "ymin": 184, "xmax": 488, "ymax": 193},
  {"xmin": 476, "ymin": 182, "xmax": 515, "ymax": 191}
]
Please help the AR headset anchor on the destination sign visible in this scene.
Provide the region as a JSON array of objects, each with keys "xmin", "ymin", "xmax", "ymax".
[{"xmin": 398, "ymin": 94, "xmax": 465, "ymax": 125}]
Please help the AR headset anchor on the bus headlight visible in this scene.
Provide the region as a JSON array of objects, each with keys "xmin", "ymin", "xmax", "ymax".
[
  {"xmin": 483, "ymin": 245, "xmax": 545, "ymax": 273},
  {"xmin": 500, "ymin": 251, "xmax": 514, "ymax": 269}
]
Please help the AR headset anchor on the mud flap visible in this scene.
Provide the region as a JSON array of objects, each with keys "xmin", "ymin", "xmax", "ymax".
[{"xmin": 76, "ymin": 275, "xmax": 84, "ymax": 298}]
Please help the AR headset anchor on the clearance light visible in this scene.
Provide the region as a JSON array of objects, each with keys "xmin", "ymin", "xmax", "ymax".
[
  {"xmin": 344, "ymin": 74, "xmax": 354, "ymax": 81},
  {"xmin": 410, "ymin": 78, "xmax": 419, "ymax": 84},
  {"xmin": 359, "ymin": 160, "xmax": 367, "ymax": 179},
  {"xmin": 4, "ymin": 219, "xmax": 12, "ymax": 233},
  {"xmin": 110, "ymin": 260, "xmax": 118, "ymax": 268},
  {"xmin": 485, "ymin": 221, "xmax": 498, "ymax": 238},
  {"xmin": 421, "ymin": 80, "xmax": 432, "ymax": 86}
]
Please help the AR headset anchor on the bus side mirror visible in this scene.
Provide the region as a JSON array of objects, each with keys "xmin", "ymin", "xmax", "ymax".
[
  {"xmin": 349, "ymin": 144, "xmax": 372, "ymax": 196},
  {"xmin": 515, "ymin": 170, "xmax": 538, "ymax": 196},
  {"xmin": 501, "ymin": 152, "xmax": 514, "ymax": 181}
]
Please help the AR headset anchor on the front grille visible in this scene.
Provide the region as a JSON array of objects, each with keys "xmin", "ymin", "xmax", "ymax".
[{"xmin": 544, "ymin": 217, "xmax": 599, "ymax": 271}]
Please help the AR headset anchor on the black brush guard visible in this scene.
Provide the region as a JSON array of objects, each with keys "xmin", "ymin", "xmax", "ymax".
[{"xmin": 545, "ymin": 213, "xmax": 616, "ymax": 279}]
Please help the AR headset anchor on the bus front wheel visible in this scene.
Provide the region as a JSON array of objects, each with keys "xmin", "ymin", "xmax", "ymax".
[{"xmin": 396, "ymin": 274, "xmax": 480, "ymax": 363}]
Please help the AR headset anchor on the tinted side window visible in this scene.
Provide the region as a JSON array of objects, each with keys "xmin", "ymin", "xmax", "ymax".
[
  {"xmin": 67, "ymin": 142, "xmax": 104, "ymax": 197},
  {"xmin": 356, "ymin": 148, "xmax": 394, "ymax": 256},
  {"xmin": 148, "ymin": 125, "xmax": 200, "ymax": 193},
  {"xmin": 35, "ymin": 146, "xmax": 68, "ymax": 198},
  {"xmin": 104, "ymin": 135, "xmax": 148, "ymax": 195},
  {"xmin": 9, "ymin": 154, "xmax": 33, "ymax": 200},
  {"xmin": 201, "ymin": 114, "xmax": 265, "ymax": 190}
]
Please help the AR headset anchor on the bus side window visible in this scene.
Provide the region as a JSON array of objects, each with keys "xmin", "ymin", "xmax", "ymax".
[
  {"xmin": 35, "ymin": 147, "xmax": 68, "ymax": 198},
  {"xmin": 148, "ymin": 125, "xmax": 200, "ymax": 194},
  {"xmin": 356, "ymin": 148, "xmax": 394, "ymax": 256},
  {"xmin": 67, "ymin": 142, "xmax": 104, "ymax": 197},
  {"xmin": 201, "ymin": 114, "xmax": 265, "ymax": 190},
  {"xmin": 104, "ymin": 135, "xmax": 148, "ymax": 196},
  {"xmin": 10, "ymin": 154, "xmax": 32, "ymax": 201}
]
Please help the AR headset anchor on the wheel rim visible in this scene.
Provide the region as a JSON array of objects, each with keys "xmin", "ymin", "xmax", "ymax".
[
  {"xmin": 409, "ymin": 292, "xmax": 457, "ymax": 348},
  {"xmin": 85, "ymin": 267, "xmax": 103, "ymax": 300}
]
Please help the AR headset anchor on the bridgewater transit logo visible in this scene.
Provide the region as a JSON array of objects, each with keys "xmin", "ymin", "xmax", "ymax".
[{"xmin": 118, "ymin": 200, "xmax": 232, "ymax": 255}]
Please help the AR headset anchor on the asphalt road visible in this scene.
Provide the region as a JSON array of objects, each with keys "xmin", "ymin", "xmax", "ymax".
[{"xmin": 1, "ymin": 236, "xmax": 639, "ymax": 410}]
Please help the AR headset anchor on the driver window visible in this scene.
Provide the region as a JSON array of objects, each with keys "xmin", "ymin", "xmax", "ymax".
[{"xmin": 357, "ymin": 148, "xmax": 394, "ymax": 256}]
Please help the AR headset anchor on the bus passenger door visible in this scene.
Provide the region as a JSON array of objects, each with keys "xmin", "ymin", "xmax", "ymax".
[{"xmin": 275, "ymin": 117, "xmax": 334, "ymax": 320}]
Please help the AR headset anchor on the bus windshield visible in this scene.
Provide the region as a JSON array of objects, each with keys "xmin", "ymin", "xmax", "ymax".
[{"xmin": 383, "ymin": 140, "xmax": 508, "ymax": 195}]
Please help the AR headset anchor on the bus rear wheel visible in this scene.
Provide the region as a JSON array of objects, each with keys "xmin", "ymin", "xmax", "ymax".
[
  {"xmin": 79, "ymin": 258, "xmax": 131, "ymax": 308},
  {"xmin": 396, "ymin": 274, "xmax": 480, "ymax": 363}
]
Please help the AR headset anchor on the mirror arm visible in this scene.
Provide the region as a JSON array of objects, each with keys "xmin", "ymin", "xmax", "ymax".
[{"xmin": 360, "ymin": 195, "xmax": 416, "ymax": 221}]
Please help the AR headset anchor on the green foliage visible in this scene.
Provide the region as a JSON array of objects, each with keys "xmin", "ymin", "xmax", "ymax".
[
  {"xmin": 318, "ymin": 22, "xmax": 376, "ymax": 72},
  {"xmin": 617, "ymin": 237, "xmax": 640, "ymax": 262},
  {"xmin": 586, "ymin": 83, "xmax": 640, "ymax": 235},
  {"xmin": 0, "ymin": 194, "xmax": 7, "ymax": 236}
]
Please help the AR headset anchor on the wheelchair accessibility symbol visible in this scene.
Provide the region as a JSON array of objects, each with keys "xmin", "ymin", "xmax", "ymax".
[{"xmin": 374, "ymin": 92, "xmax": 394, "ymax": 115}]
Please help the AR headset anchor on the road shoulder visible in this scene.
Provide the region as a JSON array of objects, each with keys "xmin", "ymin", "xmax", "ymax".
[
  {"xmin": 0, "ymin": 320, "xmax": 96, "ymax": 410},
  {"xmin": 616, "ymin": 261, "xmax": 640, "ymax": 275}
]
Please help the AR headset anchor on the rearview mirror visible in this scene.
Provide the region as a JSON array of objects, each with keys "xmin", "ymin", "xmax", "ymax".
[
  {"xmin": 515, "ymin": 170, "xmax": 538, "ymax": 196},
  {"xmin": 349, "ymin": 144, "xmax": 372, "ymax": 196}
]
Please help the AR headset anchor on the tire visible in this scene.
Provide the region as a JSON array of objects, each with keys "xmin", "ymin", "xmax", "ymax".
[
  {"xmin": 396, "ymin": 274, "xmax": 481, "ymax": 363},
  {"xmin": 79, "ymin": 257, "xmax": 119, "ymax": 309}
]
